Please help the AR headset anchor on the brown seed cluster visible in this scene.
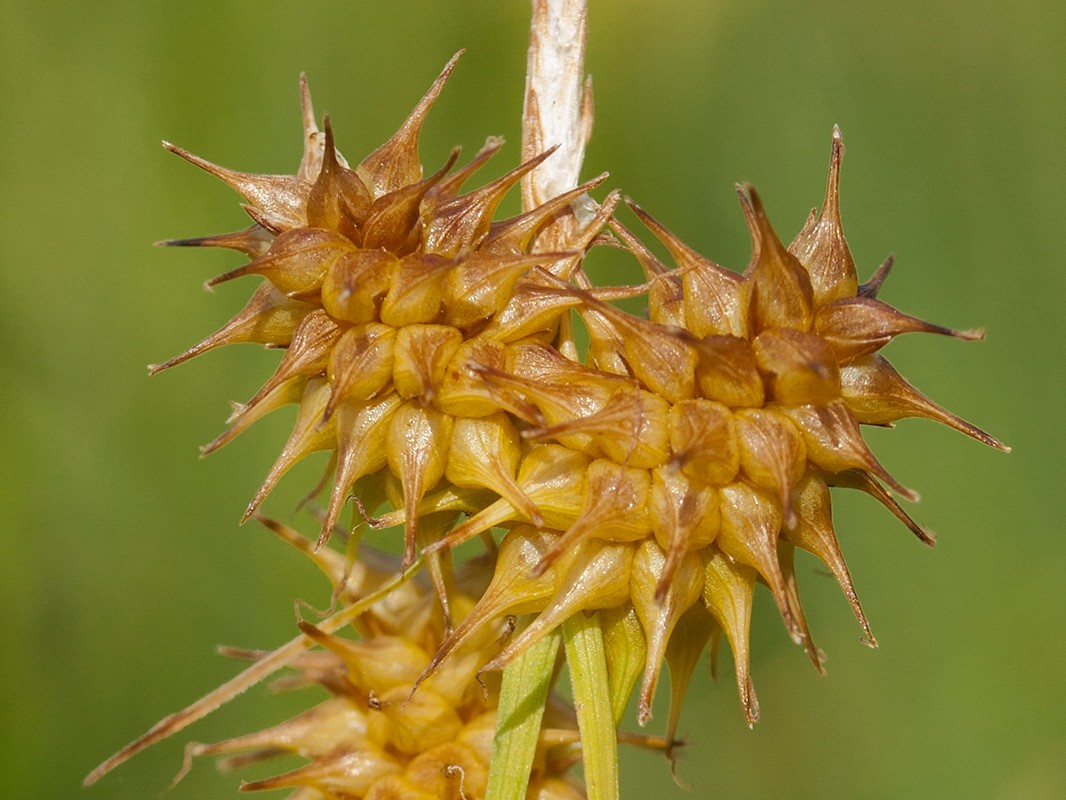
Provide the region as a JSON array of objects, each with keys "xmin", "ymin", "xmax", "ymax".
[
  {"xmin": 150, "ymin": 54, "xmax": 1006, "ymax": 790},
  {"xmin": 173, "ymin": 518, "xmax": 587, "ymax": 799}
]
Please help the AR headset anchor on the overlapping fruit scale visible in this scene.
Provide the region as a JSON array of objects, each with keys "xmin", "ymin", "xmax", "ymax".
[
  {"xmin": 154, "ymin": 51, "xmax": 1006, "ymax": 752},
  {"xmin": 175, "ymin": 518, "xmax": 590, "ymax": 800}
]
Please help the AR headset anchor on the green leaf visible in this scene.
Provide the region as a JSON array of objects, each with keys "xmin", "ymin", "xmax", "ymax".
[
  {"xmin": 564, "ymin": 611, "xmax": 619, "ymax": 800},
  {"xmin": 485, "ymin": 624, "xmax": 562, "ymax": 800}
]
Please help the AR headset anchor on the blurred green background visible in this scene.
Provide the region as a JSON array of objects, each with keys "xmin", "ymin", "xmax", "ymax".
[{"xmin": 1, "ymin": 1, "xmax": 1061, "ymax": 798}]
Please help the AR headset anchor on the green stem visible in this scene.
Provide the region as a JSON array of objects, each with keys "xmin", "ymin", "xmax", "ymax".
[
  {"xmin": 563, "ymin": 611, "xmax": 619, "ymax": 800},
  {"xmin": 485, "ymin": 626, "xmax": 562, "ymax": 800}
]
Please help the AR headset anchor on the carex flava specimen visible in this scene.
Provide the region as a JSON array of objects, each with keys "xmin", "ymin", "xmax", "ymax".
[{"xmin": 93, "ymin": 51, "xmax": 1007, "ymax": 796}]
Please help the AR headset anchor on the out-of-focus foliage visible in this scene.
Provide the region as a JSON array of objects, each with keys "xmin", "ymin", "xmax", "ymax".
[{"xmin": 1, "ymin": 1, "xmax": 1061, "ymax": 798}]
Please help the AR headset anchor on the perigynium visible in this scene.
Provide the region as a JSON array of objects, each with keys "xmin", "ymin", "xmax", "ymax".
[{"xmin": 86, "ymin": 42, "xmax": 1006, "ymax": 800}]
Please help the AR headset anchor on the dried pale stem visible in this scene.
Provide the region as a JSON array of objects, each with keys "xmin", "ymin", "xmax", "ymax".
[
  {"xmin": 522, "ymin": 0, "xmax": 594, "ymax": 361},
  {"xmin": 522, "ymin": 0, "xmax": 594, "ymax": 235}
]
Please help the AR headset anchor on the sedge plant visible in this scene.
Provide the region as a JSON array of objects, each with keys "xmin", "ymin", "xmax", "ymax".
[{"xmin": 85, "ymin": 2, "xmax": 1007, "ymax": 798}]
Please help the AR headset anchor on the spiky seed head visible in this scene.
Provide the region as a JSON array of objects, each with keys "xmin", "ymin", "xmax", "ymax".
[
  {"xmin": 424, "ymin": 127, "xmax": 1006, "ymax": 734},
  {"xmin": 148, "ymin": 55, "xmax": 1007, "ymax": 779},
  {"xmin": 154, "ymin": 55, "xmax": 613, "ymax": 555}
]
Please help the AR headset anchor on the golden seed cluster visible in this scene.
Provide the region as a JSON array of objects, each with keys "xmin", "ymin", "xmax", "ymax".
[
  {"xmin": 175, "ymin": 517, "xmax": 587, "ymax": 800},
  {"xmin": 147, "ymin": 55, "xmax": 1005, "ymax": 793}
]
